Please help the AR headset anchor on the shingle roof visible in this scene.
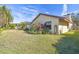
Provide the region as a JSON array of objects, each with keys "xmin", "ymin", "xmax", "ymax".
[
  {"xmin": 31, "ymin": 13, "xmax": 72, "ymax": 24},
  {"xmin": 39, "ymin": 13, "xmax": 64, "ymax": 18}
]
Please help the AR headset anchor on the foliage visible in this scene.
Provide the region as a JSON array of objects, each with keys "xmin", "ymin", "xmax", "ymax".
[
  {"xmin": 8, "ymin": 24, "xmax": 16, "ymax": 29},
  {"xmin": 27, "ymin": 27, "xmax": 37, "ymax": 34},
  {"xmin": 42, "ymin": 28, "xmax": 50, "ymax": 34},
  {"xmin": 26, "ymin": 24, "xmax": 50, "ymax": 34},
  {"xmin": 26, "ymin": 27, "xmax": 50, "ymax": 34},
  {"xmin": 0, "ymin": 27, "xmax": 6, "ymax": 33},
  {"xmin": 0, "ymin": 5, "xmax": 13, "ymax": 28},
  {"xmin": 19, "ymin": 22, "xmax": 26, "ymax": 29},
  {"xmin": 18, "ymin": 22, "xmax": 30, "ymax": 30}
]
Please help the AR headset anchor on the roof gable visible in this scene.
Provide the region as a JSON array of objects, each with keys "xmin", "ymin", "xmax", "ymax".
[{"xmin": 31, "ymin": 13, "xmax": 72, "ymax": 24}]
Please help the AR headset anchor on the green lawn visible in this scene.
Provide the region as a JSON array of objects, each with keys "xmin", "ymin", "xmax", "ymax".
[{"xmin": 0, "ymin": 30, "xmax": 79, "ymax": 54}]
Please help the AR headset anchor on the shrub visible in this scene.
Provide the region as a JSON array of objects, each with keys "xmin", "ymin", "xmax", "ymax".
[
  {"xmin": 42, "ymin": 28, "xmax": 49, "ymax": 34},
  {"xmin": 8, "ymin": 24, "xmax": 16, "ymax": 29},
  {"xmin": 0, "ymin": 27, "xmax": 6, "ymax": 33},
  {"xmin": 18, "ymin": 22, "xmax": 31, "ymax": 30},
  {"xmin": 26, "ymin": 26, "xmax": 50, "ymax": 34},
  {"xmin": 26, "ymin": 27, "xmax": 34, "ymax": 34}
]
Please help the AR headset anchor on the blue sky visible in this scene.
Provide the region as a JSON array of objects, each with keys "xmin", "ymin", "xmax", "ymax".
[{"xmin": 2, "ymin": 4, "xmax": 79, "ymax": 23}]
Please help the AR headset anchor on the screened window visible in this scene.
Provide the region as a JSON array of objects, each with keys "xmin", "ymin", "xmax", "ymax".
[{"xmin": 44, "ymin": 21, "xmax": 51, "ymax": 29}]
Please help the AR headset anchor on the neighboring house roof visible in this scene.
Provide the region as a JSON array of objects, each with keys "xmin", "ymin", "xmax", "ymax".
[{"xmin": 31, "ymin": 13, "xmax": 72, "ymax": 24}]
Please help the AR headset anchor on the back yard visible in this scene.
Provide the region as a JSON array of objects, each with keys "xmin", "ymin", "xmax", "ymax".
[{"xmin": 0, "ymin": 30, "xmax": 79, "ymax": 54}]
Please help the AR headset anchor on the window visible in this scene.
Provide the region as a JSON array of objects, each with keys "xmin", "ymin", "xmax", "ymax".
[{"xmin": 44, "ymin": 21, "xmax": 51, "ymax": 29}]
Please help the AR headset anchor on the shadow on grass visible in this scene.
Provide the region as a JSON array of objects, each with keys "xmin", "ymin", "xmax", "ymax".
[{"xmin": 52, "ymin": 31, "xmax": 79, "ymax": 54}]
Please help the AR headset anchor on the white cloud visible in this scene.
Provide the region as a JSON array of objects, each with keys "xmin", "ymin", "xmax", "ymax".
[
  {"xmin": 13, "ymin": 10, "xmax": 38, "ymax": 23},
  {"xmin": 45, "ymin": 12, "xmax": 50, "ymax": 14},
  {"xmin": 10, "ymin": 6, "xmax": 40, "ymax": 23},
  {"xmin": 12, "ymin": 11, "xmax": 26, "ymax": 23},
  {"xmin": 22, "ymin": 7, "xmax": 39, "ymax": 13}
]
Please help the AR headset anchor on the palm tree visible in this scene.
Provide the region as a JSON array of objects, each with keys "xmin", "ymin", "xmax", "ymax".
[
  {"xmin": 0, "ymin": 5, "xmax": 13, "ymax": 27},
  {"xmin": 5, "ymin": 9, "xmax": 13, "ymax": 27}
]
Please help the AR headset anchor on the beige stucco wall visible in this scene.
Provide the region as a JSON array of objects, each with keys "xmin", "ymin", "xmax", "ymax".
[
  {"xmin": 58, "ymin": 20, "xmax": 73, "ymax": 34},
  {"xmin": 32, "ymin": 14, "xmax": 73, "ymax": 34},
  {"xmin": 58, "ymin": 25, "xmax": 69, "ymax": 34},
  {"xmin": 32, "ymin": 15, "xmax": 59, "ymax": 34},
  {"xmin": 58, "ymin": 23, "xmax": 73, "ymax": 34}
]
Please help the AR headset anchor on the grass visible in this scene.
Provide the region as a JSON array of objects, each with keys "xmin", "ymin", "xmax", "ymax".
[
  {"xmin": 0, "ymin": 30, "xmax": 78, "ymax": 54},
  {"xmin": 55, "ymin": 30, "xmax": 79, "ymax": 54}
]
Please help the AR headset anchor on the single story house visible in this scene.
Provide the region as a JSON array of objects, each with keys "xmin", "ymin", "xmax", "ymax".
[{"xmin": 31, "ymin": 13, "xmax": 73, "ymax": 34}]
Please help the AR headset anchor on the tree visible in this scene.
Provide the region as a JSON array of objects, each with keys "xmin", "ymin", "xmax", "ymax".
[
  {"xmin": 0, "ymin": 5, "xmax": 13, "ymax": 28},
  {"xmin": 18, "ymin": 22, "xmax": 31, "ymax": 30}
]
